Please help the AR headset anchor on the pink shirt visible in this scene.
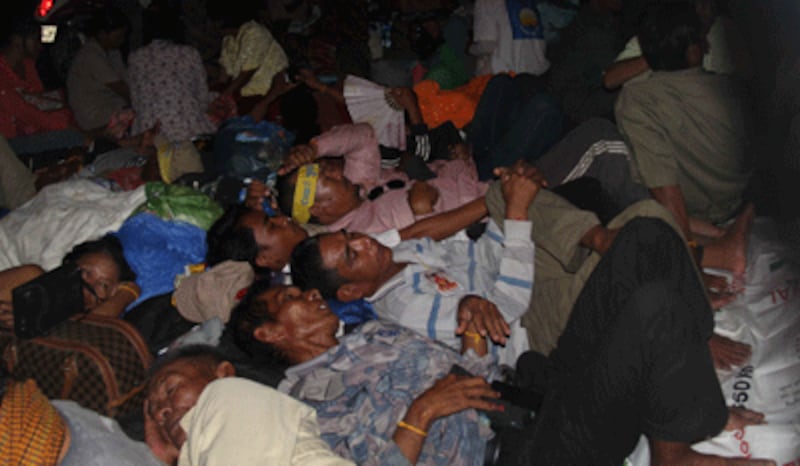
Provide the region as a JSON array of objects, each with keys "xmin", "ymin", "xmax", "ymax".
[
  {"xmin": 312, "ymin": 123, "xmax": 487, "ymax": 233},
  {"xmin": 312, "ymin": 123, "xmax": 408, "ymax": 191},
  {"xmin": 325, "ymin": 159, "xmax": 488, "ymax": 234}
]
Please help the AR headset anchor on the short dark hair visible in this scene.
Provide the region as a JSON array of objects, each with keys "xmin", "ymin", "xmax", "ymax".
[
  {"xmin": 226, "ymin": 280, "xmax": 291, "ymax": 368},
  {"xmin": 142, "ymin": 1, "xmax": 183, "ymax": 44},
  {"xmin": 205, "ymin": 205, "xmax": 259, "ymax": 267},
  {"xmin": 147, "ymin": 344, "xmax": 228, "ymax": 382},
  {"xmin": 0, "ymin": 6, "xmax": 38, "ymax": 48},
  {"xmin": 639, "ymin": 2, "xmax": 703, "ymax": 71},
  {"xmin": 275, "ymin": 171, "xmax": 296, "ymax": 219},
  {"xmin": 83, "ymin": 5, "xmax": 130, "ymax": 38},
  {"xmin": 279, "ymin": 86, "xmax": 320, "ymax": 145},
  {"xmin": 62, "ymin": 235, "xmax": 137, "ymax": 282},
  {"xmin": 206, "ymin": 0, "xmax": 260, "ymax": 29},
  {"xmin": 289, "ymin": 235, "xmax": 345, "ymax": 300}
]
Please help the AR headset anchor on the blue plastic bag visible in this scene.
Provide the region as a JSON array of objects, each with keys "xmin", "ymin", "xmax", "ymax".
[{"xmin": 116, "ymin": 213, "xmax": 207, "ymax": 308}]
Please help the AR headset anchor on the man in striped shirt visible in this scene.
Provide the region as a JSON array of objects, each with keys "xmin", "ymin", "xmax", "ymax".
[{"xmin": 290, "ymin": 166, "xmax": 541, "ymax": 366}]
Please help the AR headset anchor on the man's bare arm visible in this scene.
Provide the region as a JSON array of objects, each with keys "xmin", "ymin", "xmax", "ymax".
[
  {"xmin": 399, "ymin": 197, "xmax": 488, "ymax": 241},
  {"xmin": 602, "ymin": 56, "xmax": 650, "ymax": 90}
]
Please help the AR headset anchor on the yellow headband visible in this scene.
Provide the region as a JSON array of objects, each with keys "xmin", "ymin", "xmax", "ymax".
[{"xmin": 292, "ymin": 163, "xmax": 319, "ymax": 224}]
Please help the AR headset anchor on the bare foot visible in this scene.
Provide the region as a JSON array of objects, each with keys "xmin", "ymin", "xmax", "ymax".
[
  {"xmin": 138, "ymin": 121, "xmax": 161, "ymax": 151},
  {"xmin": 702, "ymin": 204, "xmax": 755, "ymax": 278},
  {"xmin": 724, "ymin": 406, "xmax": 767, "ymax": 431},
  {"xmin": 709, "ymin": 333, "xmax": 751, "ymax": 370},
  {"xmin": 650, "ymin": 438, "xmax": 776, "ymax": 466},
  {"xmin": 580, "ymin": 225, "xmax": 619, "ymax": 255},
  {"xmin": 703, "ymin": 272, "xmax": 741, "ymax": 309},
  {"xmin": 690, "ymin": 217, "xmax": 727, "ymax": 239}
]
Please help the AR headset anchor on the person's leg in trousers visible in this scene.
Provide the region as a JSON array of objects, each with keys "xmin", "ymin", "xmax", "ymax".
[
  {"xmin": 483, "ymin": 93, "xmax": 563, "ymax": 175},
  {"xmin": 468, "ymin": 74, "xmax": 520, "ymax": 172},
  {"xmin": 501, "ymin": 217, "xmax": 727, "ymax": 465}
]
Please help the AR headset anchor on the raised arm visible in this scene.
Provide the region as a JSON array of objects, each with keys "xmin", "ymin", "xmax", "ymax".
[
  {"xmin": 399, "ymin": 197, "xmax": 488, "ymax": 241},
  {"xmin": 602, "ymin": 56, "xmax": 650, "ymax": 90},
  {"xmin": 474, "ymin": 168, "xmax": 542, "ymax": 325},
  {"xmin": 279, "ymin": 123, "xmax": 381, "ymax": 187}
]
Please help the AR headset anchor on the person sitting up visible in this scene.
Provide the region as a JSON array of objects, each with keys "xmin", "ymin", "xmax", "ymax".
[
  {"xmin": 128, "ymin": 2, "xmax": 218, "ymax": 144},
  {"xmin": 471, "ymin": 0, "xmax": 550, "ymax": 77},
  {"xmin": 0, "ymin": 235, "xmax": 139, "ymax": 331},
  {"xmin": 290, "ymin": 166, "xmax": 542, "ymax": 365},
  {"xmin": 142, "ymin": 344, "xmax": 354, "ymax": 465},
  {"xmin": 66, "ymin": 5, "xmax": 131, "ymax": 136},
  {"xmin": 207, "ymin": 0, "xmax": 288, "ymax": 113},
  {"xmin": 0, "ymin": 7, "xmax": 85, "ymax": 155},
  {"xmin": 235, "ymin": 220, "xmax": 775, "ymax": 465},
  {"xmin": 614, "ymin": 3, "xmax": 754, "ymax": 279},
  {"xmin": 602, "ymin": 0, "xmax": 752, "ymax": 91}
]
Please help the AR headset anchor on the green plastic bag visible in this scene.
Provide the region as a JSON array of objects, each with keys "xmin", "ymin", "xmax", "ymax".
[{"xmin": 138, "ymin": 182, "xmax": 223, "ymax": 231}]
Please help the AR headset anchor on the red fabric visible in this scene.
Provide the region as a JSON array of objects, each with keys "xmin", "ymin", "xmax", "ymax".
[
  {"xmin": 0, "ymin": 56, "xmax": 72, "ymax": 138},
  {"xmin": 105, "ymin": 166, "xmax": 146, "ymax": 191}
]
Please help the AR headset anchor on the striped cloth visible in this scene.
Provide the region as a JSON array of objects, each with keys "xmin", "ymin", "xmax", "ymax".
[{"xmin": 0, "ymin": 379, "xmax": 66, "ymax": 465}]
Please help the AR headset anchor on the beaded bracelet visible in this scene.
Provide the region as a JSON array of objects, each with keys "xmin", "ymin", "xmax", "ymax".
[{"xmin": 397, "ymin": 420, "xmax": 427, "ymax": 437}]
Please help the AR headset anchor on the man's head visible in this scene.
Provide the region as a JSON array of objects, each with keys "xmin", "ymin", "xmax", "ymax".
[
  {"xmin": 290, "ymin": 230, "xmax": 397, "ymax": 302},
  {"xmin": 228, "ymin": 282, "xmax": 339, "ymax": 366},
  {"xmin": 276, "ymin": 160, "xmax": 360, "ymax": 226},
  {"xmin": 206, "ymin": 205, "xmax": 308, "ymax": 271},
  {"xmin": 639, "ymin": 2, "xmax": 705, "ymax": 71},
  {"xmin": 84, "ymin": 5, "xmax": 130, "ymax": 49},
  {"xmin": 0, "ymin": 9, "xmax": 41, "ymax": 57},
  {"xmin": 145, "ymin": 345, "xmax": 235, "ymax": 452},
  {"xmin": 588, "ymin": 0, "xmax": 623, "ymax": 14}
]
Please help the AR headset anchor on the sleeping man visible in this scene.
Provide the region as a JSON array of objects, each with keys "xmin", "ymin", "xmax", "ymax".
[
  {"xmin": 273, "ymin": 122, "xmax": 487, "ymax": 234},
  {"xmin": 289, "ymin": 166, "xmax": 540, "ymax": 366},
  {"xmin": 246, "ymin": 217, "xmax": 774, "ymax": 465}
]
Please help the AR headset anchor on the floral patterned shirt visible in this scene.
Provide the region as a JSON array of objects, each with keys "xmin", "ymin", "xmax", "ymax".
[
  {"xmin": 280, "ymin": 321, "xmax": 497, "ymax": 466},
  {"xmin": 128, "ymin": 40, "xmax": 216, "ymax": 143}
]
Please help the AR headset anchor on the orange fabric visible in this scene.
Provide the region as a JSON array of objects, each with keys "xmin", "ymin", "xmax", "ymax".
[
  {"xmin": 413, "ymin": 74, "xmax": 496, "ymax": 129},
  {"xmin": 0, "ymin": 379, "xmax": 66, "ymax": 466}
]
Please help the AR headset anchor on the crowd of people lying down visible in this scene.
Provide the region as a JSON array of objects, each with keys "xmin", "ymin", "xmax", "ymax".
[{"xmin": 0, "ymin": 0, "xmax": 782, "ymax": 464}]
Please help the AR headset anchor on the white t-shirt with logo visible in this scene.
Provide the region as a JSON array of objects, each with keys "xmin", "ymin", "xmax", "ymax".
[{"xmin": 473, "ymin": 0, "xmax": 550, "ymax": 76}]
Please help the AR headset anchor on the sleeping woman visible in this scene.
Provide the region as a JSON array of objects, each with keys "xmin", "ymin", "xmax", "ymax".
[{"xmin": 0, "ymin": 235, "xmax": 139, "ymax": 330}]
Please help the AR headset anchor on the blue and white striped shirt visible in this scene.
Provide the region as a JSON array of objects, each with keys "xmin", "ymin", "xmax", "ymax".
[{"xmin": 366, "ymin": 219, "xmax": 534, "ymax": 366}]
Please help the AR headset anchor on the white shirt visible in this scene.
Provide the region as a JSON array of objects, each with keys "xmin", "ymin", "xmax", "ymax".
[
  {"xmin": 367, "ymin": 219, "xmax": 534, "ymax": 366},
  {"xmin": 473, "ymin": 0, "xmax": 550, "ymax": 76},
  {"xmin": 179, "ymin": 378, "xmax": 353, "ymax": 466}
]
